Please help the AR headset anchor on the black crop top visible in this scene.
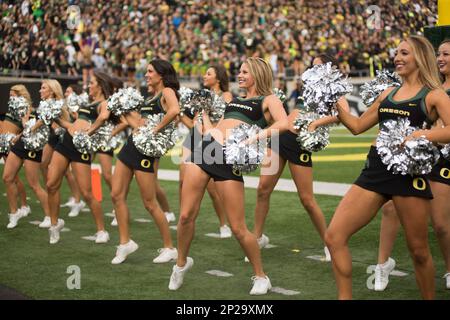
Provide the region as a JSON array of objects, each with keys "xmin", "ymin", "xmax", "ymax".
[
  {"xmin": 223, "ymin": 96, "xmax": 268, "ymax": 128},
  {"xmin": 78, "ymin": 102, "xmax": 100, "ymax": 122},
  {"xmin": 378, "ymin": 86, "xmax": 431, "ymax": 129},
  {"xmin": 141, "ymin": 93, "xmax": 165, "ymax": 117}
]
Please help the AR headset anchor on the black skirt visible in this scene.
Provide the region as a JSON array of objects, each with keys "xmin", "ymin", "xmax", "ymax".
[
  {"xmin": 10, "ymin": 139, "xmax": 43, "ymax": 163},
  {"xmin": 190, "ymin": 134, "xmax": 244, "ymax": 182},
  {"xmin": 354, "ymin": 146, "xmax": 433, "ymax": 199},
  {"xmin": 54, "ymin": 132, "xmax": 92, "ymax": 164},
  {"xmin": 271, "ymin": 131, "xmax": 312, "ymax": 167},
  {"xmin": 96, "ymin": 146, "xmax": 114, "ymax": 157},
  {"xmin": 47, "ymin": 129, "xmax": 59, "ymax": 149},
  {"xmin": 117, "ymin": 136, "xmax": 156, "ymax": 173},
  {"xmin": 428, "ymin": 155, "xmax": 450, "ymax": 186}
]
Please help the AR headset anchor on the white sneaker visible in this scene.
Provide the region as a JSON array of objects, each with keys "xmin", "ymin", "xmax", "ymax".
[
  {"xmin": 168, "ymin": 257, "xmax": 194, "ymax": 290},
  {"xmin": 257, "ymin": 234, "xmax": 269, "ymax": 249},
  {"xmin": 111, "ymin": 217, "xmax": 118, "ymax": 226},
  {"xmin": 68, "ymin": 200, "xmax": 86, "ymax": 217},
  {"xmin": 250, "ymin": 276, "xmax": 272, "ymax": 295},
  {"xmin": 19, "ymin": 205, "xmax": 31, "ymax": 217},
  {"xmin": 95, "ymin": 230, "xmax": 110, "ymax": 244},
  {"xmin": 219, "ymin": 225, "xmax": 232, "ymax": 238},
  {"xmin": 62, "ymin": 197, "xmax": 75, "ymax": 207},
  {"xmin": 7, "ymin": 211, "xmax": 24, "ymax": 229},
  {"xmin": 324, "ymin": 246, "xmax": 331, "ymax": 262},
  {"xmin": 374, "ymin": 257, "xmax": 396, "ymax": 291},
  {"xmin": 443, "ymin": 272, "xmax": 450, "ymax": 290},
  {"xmin": 165, "ymin": 212, "xmax": 176, "ymax": 223},
  {"xmin": 153, "ymin": 248, "xmax": 178, "ymax": 264},
  {"xmin": 38, "ymin": 216, "xmax": 51, "ymax": 228},
  {"xmin": 49, "ymin": 219, "xmax": 65, "ymax": 244},
  {"xmin": 111, "ymin": 240, "xmax": 139, "ymax": 264}
]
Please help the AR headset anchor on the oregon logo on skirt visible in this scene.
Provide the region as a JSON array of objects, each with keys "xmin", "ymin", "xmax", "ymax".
[{"xmin": 141, "ymin": 159, "xmax": 152, "ymax": 169}]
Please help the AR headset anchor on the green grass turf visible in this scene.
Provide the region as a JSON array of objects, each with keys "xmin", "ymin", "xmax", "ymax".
[{"xmin": 0, "ymin": 128, "xmax": 448, "ymax": 299}]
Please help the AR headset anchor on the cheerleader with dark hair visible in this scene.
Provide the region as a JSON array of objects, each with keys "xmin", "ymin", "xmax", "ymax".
[
  {"xmin": 169, "ymin": 57, "xmax": 288, "ymax": 295},
  {"xmin": 110, "ymin": 59, "xmax": 179, "ymax": 265},
  {"xmin": 45, "ymin": 71, "xmax": 114, "ymax": 244},
  {"xmin": 179, "ymin": 64, "xmax": 233, "ymax": 238}
]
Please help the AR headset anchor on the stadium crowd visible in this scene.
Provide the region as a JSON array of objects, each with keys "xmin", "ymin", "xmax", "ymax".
[{"xmin": 0, "ymin": 0, "xmax": 437, "ymax": 82}]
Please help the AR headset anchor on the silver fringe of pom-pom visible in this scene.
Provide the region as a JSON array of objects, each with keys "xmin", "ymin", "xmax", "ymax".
[
  {"xmin": 441, "ymin": 144, "xmax": 450, "ymax": 161},
  {"xmin": 293, "ymin": 112, "xmax": 330, "ymax": 152},
  {"xmin": 66, "ymin": 92, "xmax": 89, "ymax": 113},
  {"xmin": 360, "ymin": 70, "xmax": 401, "ymax": 106},
  {"xmin": 22, "ymin": 118, "xmax": 50, "ymax": 151},
  {"xmin": 90, "ymin": 122, "xmax": 114, "ymax": 152},
  {"xmin": 178, "ymin": 87, "xmax": 195, "ymax": 117},
  {"xmin": 376, "ymin": 118, "xmax": 440, "ymax": 175},
  {"xmin": 273, "ymin": 88, "xmax": 286, "ymax": 102},
  {"xmin": 0, "ymin": 133, "xmax": 16, "ymax": 154},
  {"xmin": 54, "ymin": 127, "xmax": 66, "ymax": 143},
  {"xmin": 37, "ymin": 99, "xmax": 64, "ymax": 125},
  {"xmin": 8, "ymin": 96, "xmax": 29, "ymax": 121},
  {"xmin": 107, "ymin": 132, "xmax": 126, "ymax": 150},
  {"xmin": 301, "ymin": 62, "xmax": 353, "ymax": 116},
  {"xmin": 107, "ymin": 87, "xmax": 144, "ymax": 116},
  {"xmin": 132, "ymin": 114, "xmax": 176, "ymax": 157},
  {"xmin": 224, "ymin": 123, "xmax": 266, "ymax": 173},
  {"xmin": 73, "ymin": 131, "xmax": 92, "ymax": 154}
]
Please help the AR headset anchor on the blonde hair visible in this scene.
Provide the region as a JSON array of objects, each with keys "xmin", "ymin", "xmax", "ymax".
[
  {"xmin": 405, "ymin": 35, "xmax": 442, "ymax": 90},
  {"xmin": 244, "ymin": 57, "xmax": 273, "ymax": 96},
  {"xmin": 42, "ymin": 79, "xmax": 69, "ymax": 120},
  {"xmin": 10, "ymin": 84, "xmax": 32, "ymax": 106}
]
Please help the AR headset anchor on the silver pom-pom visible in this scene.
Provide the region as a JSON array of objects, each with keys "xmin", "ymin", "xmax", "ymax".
[
  {"xmin": 90, "ymin": 121, "xmax": 114, "ymax": 152},
  {"xmin": 0, "ymin": 133, "xmax": 16, "ymax": 154},
  {"xmin": 107, "ymin": 132, "xmax": 126, "ymax": 150},
  {"xmin": 54, "ymin": 127, "xmax": 66, "ymax": 143},
  {"xmin": 73, "ymin": 131, "xmax": 92, "ymax": 154},
  {"xmin": 37, "ymin": 99, "xmax": 64, "ymax": 125},
  {"xmin": 178, "ymin": 87, "xmax": 195, "ymax": 117},
  {"xmin": 8, "ymin": 96, "xmax": 29, "ymax": 121},
  {"xmin": 224, "ymin": 123, "xmax": 266, "ymax": 173},
  {"xmin": 360, "ymin": 70, "xmax": 401, "ymax": 106},
  {"xmin": 273, "ymin": 88, "xmax": 286, "ymax": 102},
  {"xmin": 293, "ymin": 112, "xmax": 330, "ymax": 152},
  {"xmin": 107, "ymin": 87, "xmax": 144, "ymax": 116},
  {"xmin": 132, "ymin": 114, "xmax": 176, "ymax": 157},
  {"xmin": 376, "ymin": 118, "xmax": 440, "ymax": 175},
  {"xmin": 22, "ymin": 118, "xmax": 50, "ymax": 151},
  {"xmin": 301, "ymin": 62, "xmax": 353, "ymax": 116},
  {"xmin": 441, "ymin": 144, "xmax": 450, "ymax": 161},
  {"xmin": 66, "ymin": 92, "xmax": 89, "ymax": 113}
]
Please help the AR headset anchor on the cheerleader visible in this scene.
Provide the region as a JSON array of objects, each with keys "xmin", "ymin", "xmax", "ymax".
[
  {"xmin": 169, "ymin": 57, "xmax": 288, "ymax": 295},
  {"xmin": 110, "ymin": 59, "xmax": 179, "ymax": 264},
  {"xmin": 60, "ymin": 84, "xmax": 86, "ymax": 217},
  {"xmin": 1, "ymin": 85, "xmax": 33, "ymax": 227},
  {"xmin": 3, "ymin": 81, "xmax": 65, "ymax": 229},
  {"xmin": 371, "ymin": 39, "xmax": 450, "ymax": 291},
  {"xmin": 179, "ymin": 64, "xmax": 233, "ymax": 238},
  {"xmin": 252, "ymin": 54, "xmax": 349, "ymax": 259},
  {"xmin": 325, "ymin": 36, "xmax": 450, "ymax": 299},
  {"xmin": 45, "ymin": 71, "xmax": 113, "ymax": 244}
]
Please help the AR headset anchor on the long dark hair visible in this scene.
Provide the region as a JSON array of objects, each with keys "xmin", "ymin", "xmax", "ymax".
[
  {"xmin": 68, "ymin": 84, "xmax": 83, "ymax": 95},
  {"xmin": 209, "ymin": 64, "xmax": 229, "ymax": 92},
  {"xmin": 315, "ymin": 53, "xmax": 339, "ymax": 68},
  {"xmin": 93, "ymin": 70, "xmax": 114, "ymax": 99},
  {"xmin": 150, "ymin": 59, "xmax": 180, "ymax": 100},
  {"xmin": 110, "ymin": 77, "xmax": 124, "ymax": 92}
]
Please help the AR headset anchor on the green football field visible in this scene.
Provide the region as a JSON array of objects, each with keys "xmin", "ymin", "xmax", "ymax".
[{"xmin": 0, "ymin": 127, "xmax": 449, "ymax": 300}]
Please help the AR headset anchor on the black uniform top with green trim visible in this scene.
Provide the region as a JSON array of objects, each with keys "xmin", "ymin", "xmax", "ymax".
[
  {"xmin": 223, "ymin": 96, "xmax": 268, "ymax": 128},
  {"xmin": 378, "ymin": 86, "xmax": 431, "ymax": 129},
  {"xmin": 141, "ymin": 93, "xmax": 165, "ymax": 117},
  {"xmin": 4, "ymin": 112, "xmax": 22, "ymax": 129},
  {"xmin": 446, "ymin": 89, "xmax": 450, "ymax": 97},
  {"xmin": 78, "ymin": 101, "xmax": 100, "ymax": 122}
]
